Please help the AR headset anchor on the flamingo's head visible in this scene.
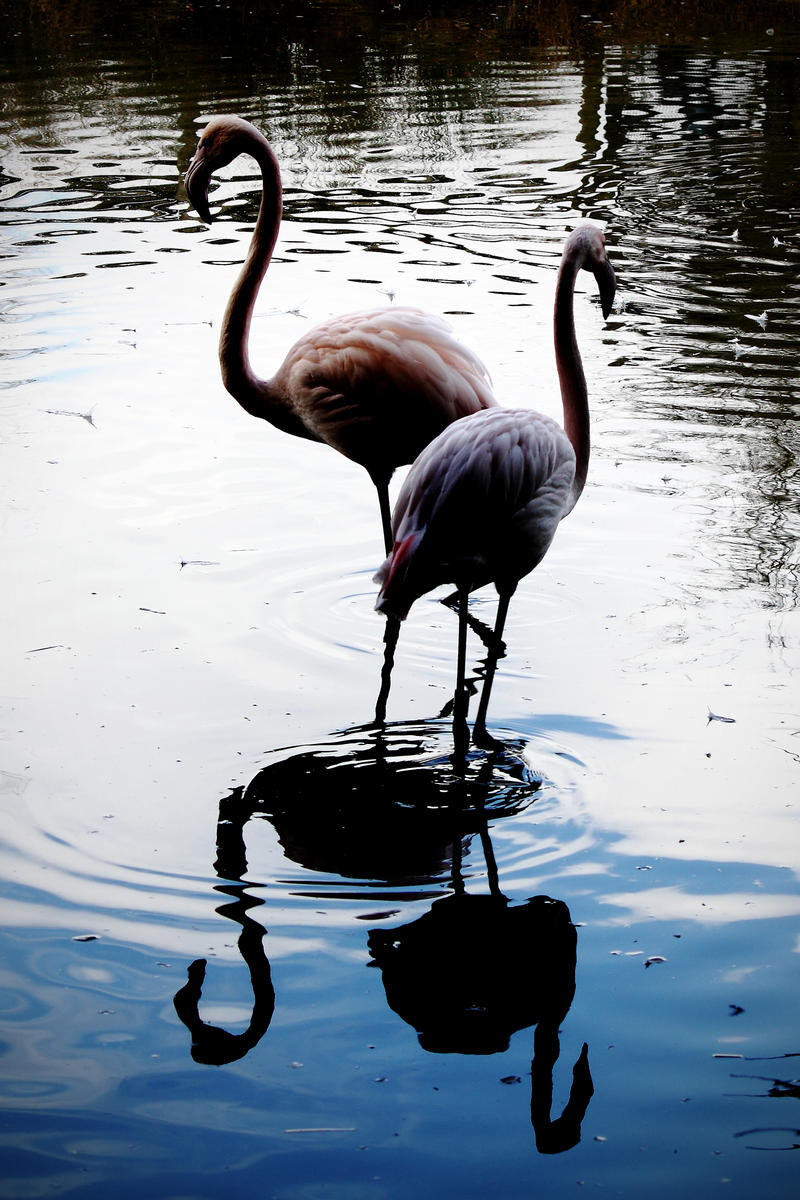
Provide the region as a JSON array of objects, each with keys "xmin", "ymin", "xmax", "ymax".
[
  {"xmin": 184, "ymin": 115, "xmax": 266, "ymax": 225},
  {"xmin": 570, "ymin": 224, "xmax": 617, "ymax": 320}
]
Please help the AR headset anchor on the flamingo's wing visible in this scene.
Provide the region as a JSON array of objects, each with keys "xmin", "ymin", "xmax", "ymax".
[
  {"xmin": 273, "ymin": 307, "xmax": 497, "ymax": 471},
  {"xmin": 376, "ymin": 408, "xmax": 575, "ymax": 614}
]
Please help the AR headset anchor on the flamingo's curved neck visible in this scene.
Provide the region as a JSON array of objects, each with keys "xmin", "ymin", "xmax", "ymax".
[
  {"xmin": 219, "ymin": 137, "xmax": 282, "ymax": 418},
  {"xmin": 554, "ymin": 250, "xmax": 590, "ymax": 512}
]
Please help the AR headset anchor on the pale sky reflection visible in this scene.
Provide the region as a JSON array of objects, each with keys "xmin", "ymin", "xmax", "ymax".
[{"xmin": 597, "ymin": 885, "xmax": 800, "ymax": 927}]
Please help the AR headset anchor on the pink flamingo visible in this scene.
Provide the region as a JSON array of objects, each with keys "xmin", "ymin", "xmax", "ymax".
[
  {"xmin": 184, "ymin": 115, "xmax": 497, "ymax": 554},
  {"xmin": 375, "ymin": 225, "xmax": 616, "ymax": 751}
]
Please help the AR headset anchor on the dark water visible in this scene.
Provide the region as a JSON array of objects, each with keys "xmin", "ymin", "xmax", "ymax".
[{"xmin": 1, "ymin": 2, "xmax": 799, "ymax": 1197}]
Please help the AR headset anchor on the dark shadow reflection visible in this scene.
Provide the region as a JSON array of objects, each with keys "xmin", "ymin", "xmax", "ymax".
[
  {"xmin": 173, "ymin": 884, "xmax": 275, "ymax": 1066},
  {"xmin": 215, "ymin": 721, "xmax": 542, "ymax": 888},
  {"xmin": 173, "ymin": 722, "xmax": 591, "ymax": 1155},
  {"xmin": 368, "ymin": 884, "xmax": 592, "ymax": 1153},
  {"xmin": 175, "ymin": 719, "xmax": 540, "ymax": 1065}
]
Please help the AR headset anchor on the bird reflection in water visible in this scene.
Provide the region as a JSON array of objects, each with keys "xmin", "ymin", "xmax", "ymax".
[
  {"xmin": 175, "ymin": 722, "xmax": 507, "ymax": 1065},
  {"xmin": 214, "ymin": 721, "xmax": 541, "ymax": 886},
  {"xmin": 368, "ymin": 863, "xmax": 593, "ymax": 1153},
  {"xmin": 173, "ymin": 725, "xmax": 591, "ymax": 1152},
  {"xmin": 173, "ymin": 882, "xmax": 274, "ymax": 1066}
]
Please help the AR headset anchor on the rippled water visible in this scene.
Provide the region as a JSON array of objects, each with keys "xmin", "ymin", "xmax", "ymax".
[{"xmin": 1, "ymin": 2, "xmax": 799, "ymax": 1197}]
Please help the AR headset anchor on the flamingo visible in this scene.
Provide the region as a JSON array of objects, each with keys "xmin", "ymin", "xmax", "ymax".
[
  {"xmin": 184, "ymin": 115, "xmax": 497, "ymax": 554},
  {"xmin": 374, "ymin": 224, "xmax": 616, "ymax": 751}
]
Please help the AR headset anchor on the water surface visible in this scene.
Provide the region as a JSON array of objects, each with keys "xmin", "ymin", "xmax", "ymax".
[{"xmin": 1, "ymin": 2, "xmax": 798, "ymax": 1197}]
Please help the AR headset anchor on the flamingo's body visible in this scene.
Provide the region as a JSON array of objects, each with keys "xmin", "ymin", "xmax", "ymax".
[
  {"xmin": 185, "ymin": 116, "xmax": 496, "ymax": 553},
  {"xmin": 375, "ymin": 224, "xmax": 616, "ymax": 749},
  {"xmin": 374, "ymin": 406, "xmax": 577, "ymax": 616}
]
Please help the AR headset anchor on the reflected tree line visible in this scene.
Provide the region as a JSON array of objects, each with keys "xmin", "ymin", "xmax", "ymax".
[
  {"xmin": 600, "ymin": 38, "xmax": 800, "ymax": 609},
  {"xmin": 173, "ymin": 724, "xmax": 594, "ymax": 1154},
  {"xmin": 10, "ymin": 0, "xmax": 799, "ymax": 56}
]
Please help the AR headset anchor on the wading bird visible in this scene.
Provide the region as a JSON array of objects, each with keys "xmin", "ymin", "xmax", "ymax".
[
  {"xmin": 375, "ymin": 224, "xmax": 616, "ymax": 752},
  {"xmin": 184, "ymin": 115, "xmax": 496, "ymax": 554}
]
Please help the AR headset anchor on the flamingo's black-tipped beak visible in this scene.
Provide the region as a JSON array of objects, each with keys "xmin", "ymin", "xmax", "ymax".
[
  {"xmin": 185, "ymin": 153, "xmax": 213, "ymax": 225},
  {"xmin": 596, "ymin": 257, "xmax": 616, "ymax": 320}
]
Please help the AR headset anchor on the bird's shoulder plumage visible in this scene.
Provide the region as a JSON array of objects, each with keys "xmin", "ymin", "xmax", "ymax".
[{"xmin": 271, "ymin": 307, "xmax": 497, "ymax": 471}]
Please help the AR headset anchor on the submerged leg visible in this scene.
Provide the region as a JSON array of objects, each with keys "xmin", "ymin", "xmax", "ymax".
[
  {"xmin": 472, "ymin": 589, "xmax": 512, "ymax": 749},
  {"xmin": 452, "ymin": 587, "xmax": 471, "ymax": 768}
]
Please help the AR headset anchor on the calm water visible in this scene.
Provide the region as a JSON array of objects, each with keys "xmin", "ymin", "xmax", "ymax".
[{"xmin": 1, "ymin": 1, "xmax": 799, "ymax": 1197}]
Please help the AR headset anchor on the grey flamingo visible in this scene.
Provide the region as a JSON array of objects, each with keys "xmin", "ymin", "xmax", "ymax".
[{"xmin": 374, "ymin": 224, "xmax": 616, "ymax": 751}]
